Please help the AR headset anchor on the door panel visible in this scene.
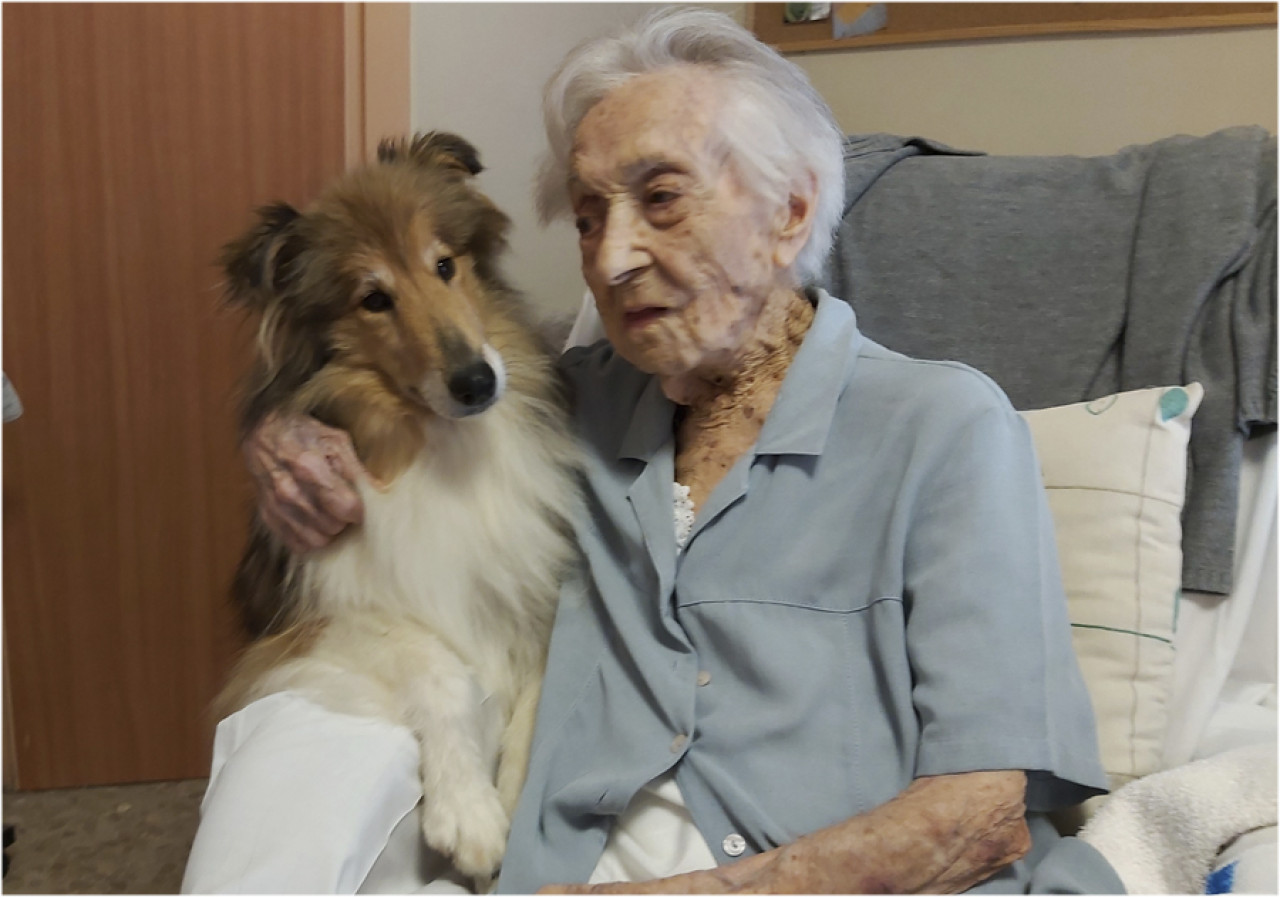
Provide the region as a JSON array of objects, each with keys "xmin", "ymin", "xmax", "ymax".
[{"xmin": 3, "ymin": 2, "xmax": 347, "ymax": 788}]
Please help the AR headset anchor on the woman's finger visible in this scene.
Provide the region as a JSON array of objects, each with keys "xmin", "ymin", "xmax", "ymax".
[
  {"xmin": 266, "ymin": 466, "xmax": 345, "ymax": 549},
  {"xmin": 288, "ymin": 450, "xmax": 365, "ymax": 529},
  {"xmin": 317, "ymin": 428, "xmax": 379, "ymax": 495},
  {"xmin": 259, "ymin": 492, "xmax": 328, "ymax": 554}
]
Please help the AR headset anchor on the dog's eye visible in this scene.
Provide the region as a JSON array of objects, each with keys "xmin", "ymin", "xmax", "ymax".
[
  {"xmin": 436, "ymin": 257, "xmax": 456, "ymax": 283},
  {"xmin": 360, "ymin": 289, "xmax": 395, "ymax": 312}
]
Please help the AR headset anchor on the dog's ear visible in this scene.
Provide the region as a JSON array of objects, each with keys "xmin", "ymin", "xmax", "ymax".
[
  {"xmin": 377, "ymin": 132, "xmax": 483, "ymax": 177},
  {"xmin": 221, "ymin": 202, "xmax": 305, "ymax": 307}
]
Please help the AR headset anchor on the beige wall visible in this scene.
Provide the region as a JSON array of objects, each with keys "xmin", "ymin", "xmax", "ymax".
[
  {"xmin": 796, "ymin": 26, "xmax": 1277, "ymax": 157},
  {"xmin": 412, "ymin": 3, "xmax": 685, "ymax": 321},
  {"xmin": 411, "ymin": 5, "xmax": 1275, "ymax": 316}
]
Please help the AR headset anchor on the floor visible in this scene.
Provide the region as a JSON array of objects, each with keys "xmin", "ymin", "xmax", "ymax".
[{"xmin": 2, "ymin": 779, "xmax": 207, "ymax": 894}]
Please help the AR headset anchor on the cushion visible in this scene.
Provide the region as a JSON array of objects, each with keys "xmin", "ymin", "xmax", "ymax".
[{"xmin": 1021, "ymin": 383, "xmax": 1204, "ymax": 793}]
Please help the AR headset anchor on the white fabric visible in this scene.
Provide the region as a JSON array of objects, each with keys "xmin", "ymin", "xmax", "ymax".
[
  {"xmin": 1021, "ymin": 384, "xmax": 1203, "ymax": 790},
  {"xmin": 1078, "ymin": 743, "xmax": 1277, "ymax": 894},
  {"xmin": 1164, "ymin": 430, "xmax": 1278, "ymax": 767},
  {"xmin": 588, "ymin": 773, "xmax": 717, "ymax": 885},
  {"xmin": 673, "ymin": 482, "xmax": 695, "ymax": 551},
  {"xmin": 182, "ymin": 692, "xmax": 423, "ymax": 894},
  {"xmin": 564, "ymin": 290, "xmax": 605, "ymax": 348},
  {"xmin": 1207, "ymin": 825, "xmax": 1278, "ymax": 894},
  {"xmin": 359, "ymin": 807, "xmax": 473, "ymax": 894}
]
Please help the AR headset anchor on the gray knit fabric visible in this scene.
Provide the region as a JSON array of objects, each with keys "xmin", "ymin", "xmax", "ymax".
[{"xmin": 819, "ymin": 128, "xmax": 1277, "ymax": 594}]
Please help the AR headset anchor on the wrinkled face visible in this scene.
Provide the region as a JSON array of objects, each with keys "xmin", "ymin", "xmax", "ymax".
[{"xmin": 570, "ymin": 67, "xmax": 790, "ymax": 379}]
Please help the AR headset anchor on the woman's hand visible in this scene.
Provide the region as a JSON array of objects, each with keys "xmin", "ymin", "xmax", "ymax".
[
  {"xmin": 243, "ymin": 411, "xmax": 372, "ymax": 553},
  {"xmin": 538, "ymin": 770, "xmax": 1030, "ymax": 894}
]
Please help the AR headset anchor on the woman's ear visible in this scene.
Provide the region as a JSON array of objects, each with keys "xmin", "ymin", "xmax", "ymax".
[{"xmin": 771, "ymin": 173, "xmax": 818, "ymax": 272}]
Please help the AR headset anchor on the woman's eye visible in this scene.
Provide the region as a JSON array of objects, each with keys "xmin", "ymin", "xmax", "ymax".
[
  {"xmin": 575, "ymin": 216, "xmax": 596, "ymax": 237},
  {"xmin": 646, "ymin": 189, "xmax": 678, "ymax": 205},
  {"xmin": 360, "ymin": 289, "xmax": 394, "ymax": 312},
  {"xmin": 436, "ymin": 257, "xmax": 456, "ymax": 282}
]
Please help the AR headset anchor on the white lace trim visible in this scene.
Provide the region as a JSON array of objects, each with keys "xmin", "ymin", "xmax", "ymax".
[{"xmin": 673, "ymin": 481, "xmax": 695, "ymax": 551}]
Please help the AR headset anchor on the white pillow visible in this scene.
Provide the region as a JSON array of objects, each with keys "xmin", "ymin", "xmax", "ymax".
[{"xmin": 1021, "ymin": 383, "xmax": 1204, "ymax": 793}]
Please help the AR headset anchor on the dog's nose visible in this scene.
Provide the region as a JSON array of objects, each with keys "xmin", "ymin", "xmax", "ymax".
[{"xmin": 448, "ymin": 361, "xmax": 497, "ymax": 408}]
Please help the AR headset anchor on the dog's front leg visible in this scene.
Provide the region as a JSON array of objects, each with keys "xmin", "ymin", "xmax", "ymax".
[
  {"xmin": 399, "ymin": 665, "xmax": 510, "ymax": 880},
  {"xmin": 495, "ymin": 673, "xmax": 543, "ymax": 816}
]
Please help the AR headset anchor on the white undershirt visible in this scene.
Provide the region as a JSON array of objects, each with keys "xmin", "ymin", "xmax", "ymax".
[{"xmin": 586, "ymin": 483, "xmax": 717, "ymax": 884}]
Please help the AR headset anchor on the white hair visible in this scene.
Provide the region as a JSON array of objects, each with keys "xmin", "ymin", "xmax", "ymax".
[{"xmin": 536, "ymin": 6, "xmax": 845, "ymax": 285}]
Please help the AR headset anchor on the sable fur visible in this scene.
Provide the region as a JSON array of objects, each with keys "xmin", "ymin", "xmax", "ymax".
[{"xmin": 217, "ymin": 132, "xmax": 581, "ymax": 880}]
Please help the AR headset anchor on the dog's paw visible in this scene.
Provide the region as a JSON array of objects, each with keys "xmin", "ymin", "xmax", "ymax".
[{"xmin": 421, "ymin": 778, "xmax": 510, "ymax": 878}]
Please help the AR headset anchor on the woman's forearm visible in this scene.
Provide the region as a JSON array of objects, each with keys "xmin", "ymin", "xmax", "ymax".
[
  {"xmin": 543, "ymin": 769, "xmax": 1031, "ymax": 894},
  {"xmin": 740, "ymin": 769, "xmax": 1031, "ymax": 893}
]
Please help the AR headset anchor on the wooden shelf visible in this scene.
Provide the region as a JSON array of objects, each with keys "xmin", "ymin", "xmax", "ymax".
[{"xmin": 750, "ymin": 3, "xmax": 1277, "ymax": 54}]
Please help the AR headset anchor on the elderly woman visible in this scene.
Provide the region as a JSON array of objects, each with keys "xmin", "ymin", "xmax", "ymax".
[{"xmin": 241, "ymin": 9, "xmax": 1122, "ymax": 894}]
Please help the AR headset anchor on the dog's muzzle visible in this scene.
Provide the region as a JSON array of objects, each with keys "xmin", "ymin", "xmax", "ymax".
[
  {"xmin": 448, "ymin": 360, "xmax": 497, "ymax": 410},
  {"xmin": 423, "ymin": 343, "xmax": 507, "ymax": 419}
]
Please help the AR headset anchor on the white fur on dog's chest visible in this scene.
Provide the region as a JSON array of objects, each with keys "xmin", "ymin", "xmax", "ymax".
[{"xmin": 298, "ymin": 398, "xmax": 569, "ymax": 688}]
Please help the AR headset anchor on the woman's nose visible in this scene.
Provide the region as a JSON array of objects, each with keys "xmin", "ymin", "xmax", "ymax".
[{"xmin": 593, "ymin": 203, "xmax": 650, "ymax": 285}]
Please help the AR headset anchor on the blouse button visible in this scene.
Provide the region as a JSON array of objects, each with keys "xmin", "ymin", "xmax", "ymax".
[
  {"xmin": 696, "ymin": 670, "xmax": 712, "ymax": 686},
  {"xmin": 722, "ymin": 833, "xmax": 746, "ymax": 857},
  {"xmin": 669, "ymin": 733, "xmax": 688, "ymax": 753}
]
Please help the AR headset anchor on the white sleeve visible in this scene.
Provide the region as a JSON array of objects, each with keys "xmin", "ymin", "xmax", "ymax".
[
  {"xmin": 181, "ymin": 693, "xmax": 423, "ymax": 894},
  {"xmin": 563, "ymin": 290, "xmax": 604, "ymax": 351}
]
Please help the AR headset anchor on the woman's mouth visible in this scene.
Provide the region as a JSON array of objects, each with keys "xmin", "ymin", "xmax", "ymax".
[{"xmin": 623, "ymin": 306, "xmax": 671, "ymax": 329}]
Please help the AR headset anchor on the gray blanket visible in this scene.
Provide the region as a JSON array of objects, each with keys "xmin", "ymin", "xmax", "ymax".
[{"xmin": 820, "ymin": 128, "xmax": 1277, "ymax": 594}]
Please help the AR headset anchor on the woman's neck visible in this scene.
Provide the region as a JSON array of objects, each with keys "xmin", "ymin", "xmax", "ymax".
[
  {"xmin": 669, "ymin": 289, "xmax": 815, "ymax": 510},
  {"xmin": 660, "ymin": 288, "xmax": 815, "ymax": 413}
]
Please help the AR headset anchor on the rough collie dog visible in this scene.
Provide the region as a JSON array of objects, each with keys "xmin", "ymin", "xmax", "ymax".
[{"xmin": 216, "ymin": 132, "xmax": 580, "ymax": 880}]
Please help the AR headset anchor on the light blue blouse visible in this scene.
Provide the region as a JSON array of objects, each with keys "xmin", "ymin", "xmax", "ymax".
[{"xmin": 498, "ymin": 290, "xmax": 1121, "ymax": 893}]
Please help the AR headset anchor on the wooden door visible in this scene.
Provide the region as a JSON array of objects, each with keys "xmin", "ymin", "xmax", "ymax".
[{"xmin": 2, "ymin": 2, "xmax": 348, "ymax": 789}]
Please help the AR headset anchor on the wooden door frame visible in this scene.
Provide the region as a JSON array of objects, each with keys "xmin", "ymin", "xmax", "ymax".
[
  {"xmin": 345, "ymin": 2, "xmax": 412, "ymax": 167},
  {"xmin": 4, "ymin": 635, "xmax": 15, "ymax": 787}
]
